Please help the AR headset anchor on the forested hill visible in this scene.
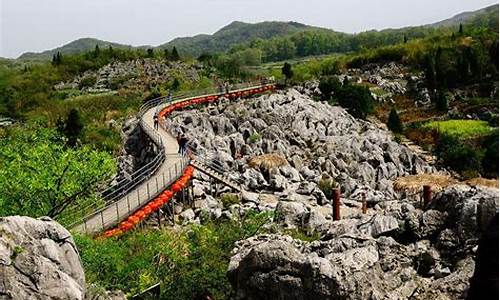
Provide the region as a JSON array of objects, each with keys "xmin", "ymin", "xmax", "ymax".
[
  {"xmin": 19, "ymin": 38, "xmax": 143, "ymax": 60},
  {"xmin": 427, "ymin": 3, "xmax": 498, "ymax": 28},
  {"xmin": 17, "ymin": 4, "xmax": 498, "ymax": 60},
  {"xmin": 158, "ymin": 21, "xmax": 331, "ymax": 57}
]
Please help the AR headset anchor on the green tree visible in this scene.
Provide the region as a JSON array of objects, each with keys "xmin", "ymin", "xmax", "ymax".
[
  {"xmin": 435, "ymin": 89, "xmax": 449, "ymax": 112},
  {"xmin": 318, "ymin": 76, "xmax": 341, "ymax": 101},
  {"xmin": 94, "ymin": 45, "xmax": 100, "ymax": 58},
  {"xmin": 63, "ymin": 109, "xmax": 84, "ymax": 147},
  {"xmin": 171, "ymin": 78, "xmax": 181, "ymax": 91},
  {"xmin": 336, "ymin": 84, "xmax": 374, "ymax": 119},
  {"xmin": 387, "ymin": 108, "xmax": 403, "ymax": 133},
  {"xmin": 0, "ymin": 128, "xmax": 115, "ymax": 219},
  {"xmin": 171, "ymin": 47, "xmax": 180, "ymax": 61},
  {"xmin": 164, "ymin": 48, "xmax": 171, "ymax": 60},
  {"xmin": 459, "ymin": 23, "xmax": 464, "ymax": 35},
  {"xmin": 282, "ymin": 62, "xmax": 293, "ymax": 84},
  {"xmin": 147, "ymin": 48, "xmax": 154, "ymax": 58}
]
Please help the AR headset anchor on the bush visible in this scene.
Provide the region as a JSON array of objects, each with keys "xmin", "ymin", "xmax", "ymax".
[
  {"xmin": 336, "ymin": 83, "xmax": 374, "ymax": 119},
  {"xmin": 318, "ymin": 76, "xmax": 374, "ymax": 119},
  {"xmin": 387, "ymin": 108, "xmax": 403, "ymax": 133},
  {"xmin": 248, "ymin": 133, "xmax": 261, "ymax": 143},
  {"xmin": 435, "ymin": 134, "xmax": 483, "ymax": 178},
  {"xmin": 482, "ymin": 132, "xmax": 499, "ymax": 178},
  {"xmin": 78, "ymin": 75, "xmax": 97, "ymax": 89},
  {"xmin": 220, "ymin": 193, "xmax": 240, "ymax": 208},
  {"xmin": 75, "ymin": 211, "xmax": 272, "ymax": 299}
]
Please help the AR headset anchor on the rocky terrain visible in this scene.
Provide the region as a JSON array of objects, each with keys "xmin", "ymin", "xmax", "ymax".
[
  {"xmin": 166, "ymin": 87, "xmax": 435, "ymax": 225},
  {"xmin": 160, "ymin": 86, "xmax": 498, "ymax": 299},
  {"xmin": 54, "ymin": 59, "xmax": 203, "ymax": 94},
  {"xmin": 227, "ymin": 185, "xmax": 498, "ymax": 299},
  {"xmin": 0, "ymin": 216, "xmax": 125, "ymax": 300},
  {"xmin": 0, "ymin": 216, "xmax": 85, "ymax": 299}
]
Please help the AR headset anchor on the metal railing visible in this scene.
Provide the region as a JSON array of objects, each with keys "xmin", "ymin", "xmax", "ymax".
[{"xmin": 62, "ymin": 81, "xmax": 274, "ymax": 233}]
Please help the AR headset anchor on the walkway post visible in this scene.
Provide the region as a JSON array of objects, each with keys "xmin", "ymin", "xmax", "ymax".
[
  {"xmin": 362, "ymin": 193, "xmax": 367, "ymax": 214},
  {"xmin": 333, "ymin": 188, "xmax": 341, "ymax": 221},
  {"xmin": 423, "ymin": 185, "xmax": 432, "ymax": 208}
]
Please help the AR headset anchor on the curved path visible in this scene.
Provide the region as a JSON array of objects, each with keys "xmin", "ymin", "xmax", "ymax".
[{"xmin": 72, "ymin": 83, "xmax": 275, "ymax": 234}]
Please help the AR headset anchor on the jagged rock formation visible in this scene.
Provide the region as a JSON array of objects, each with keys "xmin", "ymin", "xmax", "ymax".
[
  {"xmin": 166, "ymin": 87, "xmax": 434, "ymax": 224},
  {"xmin": 227, "ymin": 185, "xmax": 498, "ymax": 300},
  {"xmin": 0, "ymin": 216, "xmax": 85, "ymax": 300},
  {"xmin": 54, "ymin": 59, "xmax": 202, "ymax": 93}
]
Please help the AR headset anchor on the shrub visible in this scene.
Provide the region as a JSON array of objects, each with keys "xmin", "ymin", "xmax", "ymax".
[
  {"xmin": 75, "ymin": 211, "xmax": 272, "ymax": 299},
  {"xmin": 318, "ymin": 76, "xmax": 374, "ymax": 119},
  {"xmin": 248, "ymin": 133, "xmax": 261, "ymax": 143},
  {"xmin": 435, "ymin": 134, "xmax": 483, "ymax": 178},
  {"xmin": 78, "ymin": 75, "xmax": 97, "ymax": 89},
  {"xmin": 220, "ymin": 193, "xmax": 240, "ymax": 208},
  {"xmin": 482, "ymin": 132, "xmax": 499, "ymax": 178},
  {"xmin": 387, "ymin": 108, "xmax": 403, "ymax": 133}
]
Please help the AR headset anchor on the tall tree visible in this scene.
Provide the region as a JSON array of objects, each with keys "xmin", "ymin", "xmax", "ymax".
[
  {"xmin": 459, "ymin": 23, "xmax": 464, "ymax": 35},
  {"xmin": 387, "ymin": 108, "xmax": 403, "ymax": 133},
  {"xmin": 63, "ymin": 109, "xmax": 84, "ymax": 147},
  {"xmin": 171, "ymin": 47, "xmax": 180, "ymax": 61},
  {"xmin": 282, "ymin": 62, "xmax": 293, "ymax": 84},
  {"xmin": 147, "ymin": 48, "xmax": 154, "ymax": 58},
  {"xmin": 164, "ymin": 48, "xmax": 171, "ymax": 60}
]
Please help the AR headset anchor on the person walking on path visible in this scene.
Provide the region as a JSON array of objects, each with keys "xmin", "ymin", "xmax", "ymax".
[
  {"xmin": 153, "ymin": 113, "xmax": 159, "ymax": 130},
  {"xmin": 177, "ymin": 133, "xmax": 182, "ymax": 154},
  {"xmin": 179, "ymin": 135, "xmax": 189, "ymax": 156}
]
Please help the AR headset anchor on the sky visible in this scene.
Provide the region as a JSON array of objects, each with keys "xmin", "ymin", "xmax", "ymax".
[{"xmin": 1, "ymin": 0, "xmax": 497, "ymax": 58}]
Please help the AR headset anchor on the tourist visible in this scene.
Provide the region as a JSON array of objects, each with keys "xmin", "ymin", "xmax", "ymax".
[{"xmin": 153, "ymin": 113, "xmax": 159, "ymax": 130}]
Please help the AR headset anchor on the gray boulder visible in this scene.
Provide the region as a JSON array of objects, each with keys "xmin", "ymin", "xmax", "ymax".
[{"xmin": 0, "ymin": 216, "xmax": 85, "ymax": 300}]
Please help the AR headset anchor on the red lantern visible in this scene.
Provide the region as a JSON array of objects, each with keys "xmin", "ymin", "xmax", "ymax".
[{"xmin": 119, "ymin": 221, "xmax": 133, "ymax": 232}]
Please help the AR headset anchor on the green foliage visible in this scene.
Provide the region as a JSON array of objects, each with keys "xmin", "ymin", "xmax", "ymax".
[
  {"xmin": 248, "ymin": 133, "xmax": 261, "ymax": 143},
  {"xmin": 318, "ymin": 177, "xmax": 335, "ymax": 200},
  {"xmin": 170, "ymin": 47, "xmax": 180, "ymax": 61},
  {"xmin": 60, "ymin": 108, "xmax": 84, "ymax": 147},
  {"xmin": 220, "ymin": 193, "xmax": 240, "ymax": 208},
  {"xmin": 75, "ymin": 211, "xmax": 272, "ymax": 299},
  {"xmin": 387, "ymin": 108, "xmax": 403, "ymax": 133},
  {"xmin": 318, "ymin": 76, "xmax": 374, "ymax": 119},
  {"xmin": 482, "ymin": 132, "xmax": 499, "ymax": 178},
  {"xmin": 283, "ymin": 228, "xmax": 321, "ymax": 242},
  {"xmin": 434, "ymin": 134, "xmax": 484, "ymax": 178},
  {"xmin": 423, "ymin": 120, "xmax": 495, "ymax": 139},
  {"xmin": 0, "ymin": 127, "xmax": 115, "ymax": 219},
  {"xmin": 281, "ymin": 62, "xmax": 293, "ymax": 82}
]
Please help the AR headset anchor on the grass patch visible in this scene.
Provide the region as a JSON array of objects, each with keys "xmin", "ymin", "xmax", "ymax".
[
  {"xmin": 423, "ymin": 120, "xmax": 495, "ymax": 139},
  {"xmin": 75, "ymin": 211, "xmax": 272, "ymax": 299}
]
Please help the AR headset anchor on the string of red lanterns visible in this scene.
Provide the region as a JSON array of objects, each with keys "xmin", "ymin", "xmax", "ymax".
[{"xmin": 102, "ymin": 84, "xmax": 274, "ymax": 238}]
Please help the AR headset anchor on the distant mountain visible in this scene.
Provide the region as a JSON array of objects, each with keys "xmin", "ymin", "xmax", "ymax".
[
  {"xmin": 17, "ymin": 4, "xmax": 499, "ymax": 60},
  {"xmin": 18, "ymin": 38, "xmax": 140, "ymax": 60},
  {"xmin": 427, "ymin": 4, "xmax": 498, "ymax": 28},
  {"xmin": 159, "ymin": 21, "xmax": 328, "ymax": 57}
]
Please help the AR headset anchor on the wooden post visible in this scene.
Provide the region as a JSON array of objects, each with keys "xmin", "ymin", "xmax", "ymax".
[
  {"xmin": 423, "ymin": 185, "xmax": 432, "ymax": 208},
  {"xmin": 333, "ymin": 188, "xmax": 340, "ymax": 221},
  {"xmin": 362, "ymin": 193, "xmax": 367, "ymax": 214}
]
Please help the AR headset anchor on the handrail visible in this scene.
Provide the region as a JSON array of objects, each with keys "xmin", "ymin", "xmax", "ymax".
[{"xmin": 62, "ymin": 81, "xmax": 275, "ymax": 233}]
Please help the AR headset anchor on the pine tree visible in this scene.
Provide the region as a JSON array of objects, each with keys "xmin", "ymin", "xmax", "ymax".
[
  {"xmin": 64, "ymin": 109, "xmax": 84, "ymax": 147},
  {"xmin": 435, "ymin": 89, "xmax": 449, "ymax": 112},
  {"xmin": 171, "ymin": 47, "xmax": 180, "ymax": 61},
  {"xmin": 147, "ymin": 48, "xmax": 154, "ymax": 58},
  {"xmin": 459, "ymin": 23, "xmax": 464, "ymax": 35},
  {"xmin": 52, "ymin": 51, "xmax": 62, "ymax": 66},
  {"xmin": 171, "ymin": 78, "xmax": 181, "ymax": 91},
  {"xmin": 387, "ymin": 108, "xmax": 403, "ymax": 133},
  {"xmin": 282, "ymin": 62, "xmax": 293, "ymax": 84},
  {"xmin": 164, "ymin": 48, "xmax": 171, "ymax": 60},
  {"xmin": 403, "ymin": 34, "xmax": 408, "ymax": 44},
  {"xmin": 94, "ymin": 45, "xmax": 100, "ymax": 57}
]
